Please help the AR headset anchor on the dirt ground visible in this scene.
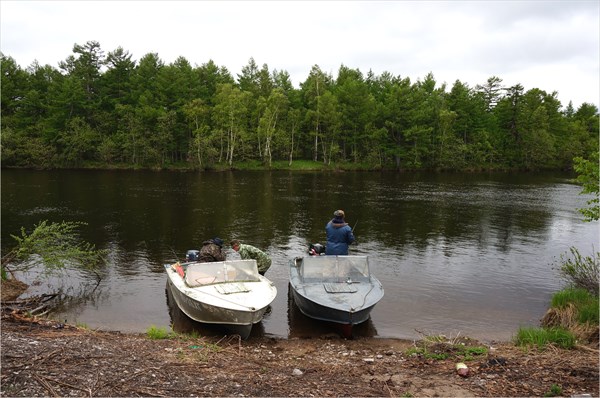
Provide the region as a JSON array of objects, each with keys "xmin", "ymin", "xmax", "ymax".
[{"xmin": 1, "ymin": 280, "xmax": 599, "ymax": 397}]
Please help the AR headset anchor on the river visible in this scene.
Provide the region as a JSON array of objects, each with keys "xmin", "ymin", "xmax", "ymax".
[{"xmin": 2, "ymin": 169, "xmax": 597, "ymax": 342}]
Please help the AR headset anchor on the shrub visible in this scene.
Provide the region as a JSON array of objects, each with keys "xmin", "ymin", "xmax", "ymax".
[
  {"xmin": 573, "ymin": 152, "xmax": 599, "ymax": 222},
  {"xmin": 557, "ymin": 247, "xmax": 599, "ymax": 296},
  {"xmin": 2, "ymin": 220, "xmax": 106, "ymax": 274}
]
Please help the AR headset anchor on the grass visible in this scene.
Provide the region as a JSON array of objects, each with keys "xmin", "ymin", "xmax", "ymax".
[
  {"xmin": 146, "ymin": 325, "xmax": 172, "ymax": 340},
  {"xmin": 533, "ymin": 254, "xmax": 600, "ymax": 348},
  {"xmin": 528, "ymin": 287, "xmax": 599, "ymax": 348},
  {"xmin": 144, "ymin": 326, "xmax": 222, "ymax": 362},
  {"xmin": 544, "ymin": 384, "xmax": 563, "ymax": 397},
  {"xmin": 76, "ymin": 322, "xmax": 88, "ymax": 329},
  {"xmin": 577, "ymin": 299, "xmax": 599, "ymax": 324},
  {"xmin": 406, "ymin": 334, "xmax": 488, "ymax": 361},
  {"xmin": 551, "ymin": 288, "xmax": 599, "ymax": 324},
  {"xmin": 514, "ymin": 327, "xmax": 576, "ymax": 349}
]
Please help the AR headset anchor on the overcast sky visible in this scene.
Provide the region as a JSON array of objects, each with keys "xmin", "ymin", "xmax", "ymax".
[{"xmin": 1, "ymin": 1, "xmax": 598, "ymax": 109}]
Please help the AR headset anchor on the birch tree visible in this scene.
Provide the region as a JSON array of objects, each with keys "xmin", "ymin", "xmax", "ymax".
[{"xmin": 214, "ymin": 84, "xmax": 250, "ymax": 166}]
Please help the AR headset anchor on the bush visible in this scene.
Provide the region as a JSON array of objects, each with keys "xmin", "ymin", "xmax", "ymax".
[
  {"xmin": 573, "ymin": 152, "xmax": 599, "ymax": 222},
  {"xmin": 557, "ymin": 247, "xmax": 599, "ymax": 296},
  {"xmin": 2, "ymin": 220, "xmax": 106, "ymax": 276}
]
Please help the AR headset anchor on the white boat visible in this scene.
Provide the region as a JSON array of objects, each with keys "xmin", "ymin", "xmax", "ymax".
[
  {"xmin": 164, "ymin": 259, "xmax": 277, "ymax": 339},
  {"xmin": 289, "ymin": 255, "xmax": 384, "ymax": 329}
]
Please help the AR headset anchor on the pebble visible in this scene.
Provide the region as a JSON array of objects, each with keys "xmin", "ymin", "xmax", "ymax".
[{"xmin": 292, "ymin": 368, "xmax": 303, "ymax": 376}]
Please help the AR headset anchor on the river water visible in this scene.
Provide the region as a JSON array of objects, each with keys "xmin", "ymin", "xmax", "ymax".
[{"xmin": 2, "ymin": 169, "xmax": 597, "ymax": 342}]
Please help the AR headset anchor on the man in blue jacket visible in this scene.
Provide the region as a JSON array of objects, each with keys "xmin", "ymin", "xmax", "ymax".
[{"xmin": 325, "ymin": 210, "xmax": 355, "ymax": 255}]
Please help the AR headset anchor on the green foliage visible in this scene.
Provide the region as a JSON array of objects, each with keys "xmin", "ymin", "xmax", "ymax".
[
  {"xmin": 543, "ymin": 384, "xmax": 563, "ymax": 397},
  {"xmin": 552, "ymin": 287, "xmax": 594, "ymax": 308},
  {"xmin": 1, "ymin": 45, "xmax": 598, "ymax": 171},
  {"xmin": 551, "ymin": 287, "xmax": 599, "ymax": 325},
  {"xmin": 514, "ymin": 327, "xmax": 575, "ymax": 349},
  {"xmin": 406, "ymin": 336, "xmax": 488, "ymax": 361},
  {"xmin": 76, "ymin": 322, "xmax": 89, "ymax": 329},
  {"xmin": 577, "ymin": 299, "xmax": 599, "ymax": 324},
  {"xmin": 556, "ymin": 247, "xmax": 599, "ymax": 296},
  {"xmin": 2, "ymin": 220, "xmax": 106, "ymax": 274},
  {"xmin": 462, "ymin": 346, "xmax": 488, "ymax": 360},
  {"xmin": 146, "ymin": 325, "xmax": 172, "ymax": 339},
  {"xmin": 573, "ymin": 151, "xmax": 600, "ymax": 221}
]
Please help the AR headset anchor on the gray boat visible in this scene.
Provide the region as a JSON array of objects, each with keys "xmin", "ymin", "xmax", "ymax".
[
  {"xmin": 289, "ymin": 255, "xmax": 384, "ymax": 327},
  {"xmin": 164, "ymin": 259, "xmax": 277, "ymax": 339}
]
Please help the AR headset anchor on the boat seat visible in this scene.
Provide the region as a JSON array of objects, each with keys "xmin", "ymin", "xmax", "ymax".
[
  {"xmin": 215, "ymin": 283, "xmax": 250, "ymax": 294},
  {"xmin": 323, "ymin": 283, "xmax": 357, "ymax": 293}
]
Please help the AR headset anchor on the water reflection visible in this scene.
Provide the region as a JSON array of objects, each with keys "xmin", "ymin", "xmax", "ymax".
[{"xmin": 2, "ymin": 170, "xmax": 597, "ymax": 341}]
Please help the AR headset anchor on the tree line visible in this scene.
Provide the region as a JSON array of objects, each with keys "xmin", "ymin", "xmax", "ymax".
[{"xmin": 1, "ymin": 41, "xmax": 598, "ymax": 170}]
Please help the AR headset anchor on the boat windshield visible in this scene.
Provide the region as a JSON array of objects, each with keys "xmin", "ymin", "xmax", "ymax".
[
  {"xmin": 184, "ymin": 260, "xmax": 260, "ymax": 287},
  {"xmin": 300, "ymin": 256, "xmax": 371, "ymax": 283}
]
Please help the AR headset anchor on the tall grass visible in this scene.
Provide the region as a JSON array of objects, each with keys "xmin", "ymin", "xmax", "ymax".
[
  {"xmin": 515, "ymin": 327, "xmax": 575, "ymax": 349},
  {"xmin": 551, "ymin": 288, "xmax": 599, "ymax": 325},
  {"xmin": 577, "ymin": 299, "xmax": 599, "ymax": 324}
]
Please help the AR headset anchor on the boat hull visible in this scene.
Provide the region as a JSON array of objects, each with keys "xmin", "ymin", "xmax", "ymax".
[
  {"xmin": 289, "ymin": 255, "xmax": 384, "ymax": 326},
  {"xmin": 289, "ymin": 285, "xmax": 378, "ymax": 325},
  {"xmin": 164, "ymin": 261, "xmax": 276, "ymax": 339}
]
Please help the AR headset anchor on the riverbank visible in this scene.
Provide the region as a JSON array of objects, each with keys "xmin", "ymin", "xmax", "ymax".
[
  {"xmin": 2, "ymin": 279, "xmax": 599, "ymax": 397},
  {"xmin": 2, "ymin": 158, "xmax": 569, "ymax": 173},
  {"xmin": 1, "ymin": 306, "xmax": 598, "ymax": 397}
]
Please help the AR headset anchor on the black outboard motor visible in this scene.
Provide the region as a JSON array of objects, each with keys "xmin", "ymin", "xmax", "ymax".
[
  {"xmin": 308, "ymin": 243, "xmax": 326, "ymax": 256},
  {"xmin": 185, "ymin": 250, "xmax": 200, "ymax": 262}
]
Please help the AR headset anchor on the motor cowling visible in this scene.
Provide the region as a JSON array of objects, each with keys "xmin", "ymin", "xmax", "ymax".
[
  {"xmin": 308, "ymin": 243, "xmax": 326, "ymax": 256},
  {"xmin": 186, "ymin": 250, "xmax": 200, "ymax": 262}
]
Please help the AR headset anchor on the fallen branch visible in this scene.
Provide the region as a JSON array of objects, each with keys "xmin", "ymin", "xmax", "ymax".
[
  {"xmin": 576, "ymin": 344, "xmax": 599, "ymax": 353},
  {"xmin": 32, "ymin": 372, "xmax": 58, "ymax": 397}
]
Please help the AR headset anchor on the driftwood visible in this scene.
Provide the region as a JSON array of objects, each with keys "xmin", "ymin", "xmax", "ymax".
[{"xmin": 1, "ymin": 294, "xmax": 59, "ymax": 317}]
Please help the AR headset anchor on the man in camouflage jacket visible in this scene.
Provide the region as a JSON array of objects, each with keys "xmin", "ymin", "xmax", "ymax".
[{"xmin": 230, "ymin": 240, "xmax": 272, "ymax": 275}]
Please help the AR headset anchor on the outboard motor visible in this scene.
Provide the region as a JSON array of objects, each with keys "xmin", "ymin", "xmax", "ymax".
[
  {"xmin": 185, "ymin": 250, "xmax": 200, "ymax": 262},
  {"xmin": 308, "ymin": 243, "xmax": 326, "ymax": 256}
]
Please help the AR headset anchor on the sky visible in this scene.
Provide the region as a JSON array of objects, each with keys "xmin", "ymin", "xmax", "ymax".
[{"xmin": 1, "ymin": 1, "xmax": 598, "ymax": 109}]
